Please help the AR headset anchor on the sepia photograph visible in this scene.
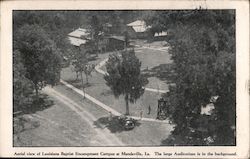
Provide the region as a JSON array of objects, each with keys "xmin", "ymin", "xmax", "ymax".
[
  {"xmin": 12, "ymin": 10, "xmax": 236, "ymax": 147},
  {"xmin": 0, "ymin": 0, "xmax": 249, "ymax": 158}
]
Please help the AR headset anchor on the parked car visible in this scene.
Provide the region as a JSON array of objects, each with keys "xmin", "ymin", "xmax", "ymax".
[{"xmin": 118, "ymin": 116, "xmax": 135, "ymax": 130}]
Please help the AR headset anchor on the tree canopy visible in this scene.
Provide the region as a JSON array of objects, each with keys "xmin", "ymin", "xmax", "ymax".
[
  {"xmin": 104, "ymin": 49, "xmax": 147, "ymax": 115},
  {"xmin": 146, "ymin": 10, "xmax": 236, "ymax": 145},
  {"xmin": 14, "ymin": 24, "xmax": 62, "ymax": 96},
  {"xmin": 13, "ymin": 50, "xmax": 34, "ymax": 112}
]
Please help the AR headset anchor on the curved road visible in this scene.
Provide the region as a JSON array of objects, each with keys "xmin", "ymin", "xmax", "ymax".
[{"xmin": 95, "ymin": 58, "xmax": 168, "ymax": 94}]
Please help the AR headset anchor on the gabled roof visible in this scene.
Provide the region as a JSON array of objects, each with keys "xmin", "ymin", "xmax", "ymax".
[
  {"xmin": 127, "ymin": 20, "xmax": 146, "ymax": 27},
  {"xmin": 109, "ymin": 35, "xmax": 125, "ymax": 41},
  {"xmin": 68, "ymin": 36, "xmax": 87, "ymax": 47},
  {"xmin": 68, "ymin": 28, "xmax": 90, "ymax": 39},
  {"xmin": 127, "ymin": 20, "xmax": 150, "ymax": 33}
]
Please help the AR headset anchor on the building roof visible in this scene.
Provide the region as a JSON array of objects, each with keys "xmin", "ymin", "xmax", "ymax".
[
  {"xmin": 68, "ymin": 28, "xmax": 90, "ymax": 39},
  {"xmin": 127, "ymin": 20, "xmax": 151, "ymax": 33},
  {"xmin": 127, "ymin": 20, "xmax": 146, "ymax": 27},
  {"xmin": 109, "ymin": 35, "xmax": 125, "ymax": 42},
  {"xmin": 154, "ymin": 31, "xmax": 168, "ymax": 37},
  {"xmin": 68, "ymin": 36, "xmax": 87, "ymax": 47}
]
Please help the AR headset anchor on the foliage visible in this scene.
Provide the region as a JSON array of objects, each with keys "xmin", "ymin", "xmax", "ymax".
[
  {"xmin": 104, "ymin": 49, "xmax": 147, "ymax": 115},
  {"xmin": 70, "ymin": 46, "xmax": 94, "ymax": 84},
  {"xmin": 13, "ymin": 50, "xmax": 34, "ymax": 112},
  {"xmin": 14, "ymin": 24, "xmax": 62, "ymax": 96},
  {"xmin": 88, "ymin": 15, "xmax": 104, "ymax": 55},
  {"xmin": 146, "ymin": 10, "xmax": 235, "ymax": 145},
  {"xmin": 13, "ymin": 11, "xmax": 74, "ymax": 60}
]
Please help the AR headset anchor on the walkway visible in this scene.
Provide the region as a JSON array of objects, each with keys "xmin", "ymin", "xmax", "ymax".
[
  {"xmin": 61, "ymin": 80, "xmax": 169, "ymax": 123},
  {"xmin": 95, "ymin": 58, "xmax": 168, "ymax": 94}
]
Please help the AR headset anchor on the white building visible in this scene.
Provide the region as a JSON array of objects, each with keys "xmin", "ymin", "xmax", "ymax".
[
  {"xmin": 68, "ymin": 28, "xmax": 90, "ymax": 47},
  {"xmin": 126, "ymin": 20, "xmax": 151, "ymax": 39}
]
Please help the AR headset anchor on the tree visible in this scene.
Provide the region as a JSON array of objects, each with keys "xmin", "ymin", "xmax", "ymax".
[
  {"xmin": 89, "ymin": 15, "xmax": 104, "ymax": 56},
  {"xmin": 14, "ymin": 24, "xmax": 62, "ymax": 97},
  {"xmin": 123, "ymin": 31, "xmax": 130, "ymax": 49},
  {"xmin": 13, "ymin": 11, "xmax": 74, "ymax": 62},
  {"xmin": 104, "ymin": 49, "xmax": 146, "ymax": 115},
  {"xmin": 70, "ymin": 46, "xmax": 92, "ymax": 97},
  {"xmin": 13, "ymin": 50, "xmax": 34, "ymax": 112},
  {"xmin": 146, "ymin": 10, "xmax": 235, "ymax": 145}
]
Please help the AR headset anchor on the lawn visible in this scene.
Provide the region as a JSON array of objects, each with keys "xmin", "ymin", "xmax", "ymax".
[
  {"xmin": 61, "ymin": 41, "xmax": 173, "ymax": 119},
  {"xmin": 14, "ymin": 84, "xmax": 173, "ymax": 146}
]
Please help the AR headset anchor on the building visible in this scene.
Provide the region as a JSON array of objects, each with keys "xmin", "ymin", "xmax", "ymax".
[
  {"xmin": 153, "ymin": 31, "xmax": 168, "ymax": 41},
  {"xmin": 68, "ymin": 28, "xmax": 90, "ymax": 39},
  {"xmin": 68, "ymin": 28, "xmax": 126, "ymax": 53},
  {"xmin": 68, "ymin": 28, "xmax": 90, "ymax": 47},
  {"xmin": 126, "ymin": 20, "xmax": 151, "ymax": 39},
  {"xmin": 106, "ymin": 35, "xmax": 126, "ymax": 51},
  {"xmin": 154, "ymin": 31, "xmax": 168, "ymax": 37}
]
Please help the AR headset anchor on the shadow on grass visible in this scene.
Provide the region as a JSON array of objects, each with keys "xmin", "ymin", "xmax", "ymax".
[
  {"xmin": 13, "ymin": 93, "xmax": 53, "ymax": 135},
  {"xmin": 100, "ymin": 90, "xmax": 113, "ymax": 96},
  {"xmin": 93, "ymin": 116, "xmax": 141, "ymax": 133},
  {"xmin": 66, "ymin": 80, "xmax": 93, "ymax": 89},
  {"xmin": 142, "ymin": 63, "xmax": 176, "ymax": 84},
  {"xmin": 20, "ymin": 94, "xmax": 54, "ymax": 115}
]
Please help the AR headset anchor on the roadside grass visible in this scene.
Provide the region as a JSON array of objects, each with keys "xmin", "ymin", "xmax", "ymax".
[
  {"xmin": 13, "ymin": 93, "xmax": 54, "ymax": 142},
  {"xmin": 62, "ymin": 66, "xmax": 162, "ymax": 119},
  {"xmin": 93, "ymin": 116, "xmax": 141, "ymax": 133},
  {"xmin": 54, "ymin": 84, "xmax": 174, "ymax": 146},
  {"xmin": 13, "ymin": 90, "xmax": 104, "ymax": 146},
  {"xmin": 113, "ymin": 119, "xmax": 173, "ymax": 146}
]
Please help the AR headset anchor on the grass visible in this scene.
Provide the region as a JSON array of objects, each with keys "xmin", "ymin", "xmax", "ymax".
[
  {"xmin": 61, "ymin": 41, "xmax": 173, "ymax": 119},
  {"xmin": 14, "ymin": 83, "xmax": 174, "ymax": 146},
  {"xmin": 14, "ymin": 41, "xmax": 176, "ymax": 146}
]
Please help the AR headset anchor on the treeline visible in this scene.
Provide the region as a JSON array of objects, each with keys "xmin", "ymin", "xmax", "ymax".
[{"xmin": 145, "ymin": 10, "xmax": 235, "ymax": 145}]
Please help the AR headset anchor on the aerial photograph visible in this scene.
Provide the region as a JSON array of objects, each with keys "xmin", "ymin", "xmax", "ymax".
[{"xmin": 13, "ymin": 10, "xmax": 235, "ymax": 146}]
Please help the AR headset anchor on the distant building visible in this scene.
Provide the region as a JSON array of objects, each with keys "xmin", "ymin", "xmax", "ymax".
[
  {"xmin": 126, "ymin": 20, "xmax": 151, "ymax": 39},
  {"xmin": 68, "ymin": 28, "xmax": 91, "ymax": 47},
  {"xmin": 68, "ymin": 28, "xmax": 126, "ymax": 53},
  {"xmin": 68, "ymin": 37, "xmax": 87, "ymax": 47},
  {"xmin": 106, "ymin": 35, "xmax": 126, "ymax": 51},
  {"xmin": 68, "ymin": 28, "xmax": 90, "ymax": 39},
  {"xmin": 153, "ymin": 31, "xmax": 168, "ymax": 41},
  {"xmin": 154, "ymin": 31, "xmax": 168, "ymax": 37}
]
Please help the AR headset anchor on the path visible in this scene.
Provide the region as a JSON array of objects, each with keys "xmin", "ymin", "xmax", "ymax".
[
  {"xmin": 95, "ymin": 58, "xmax": 168, "ymax": 94},
  {"xmin": 61, "ymin": 79, "xmax": 169, "ymax": 123}
]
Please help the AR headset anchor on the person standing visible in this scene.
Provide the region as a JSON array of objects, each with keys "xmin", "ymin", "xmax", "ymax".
[
  {"xmin": 140, "ymin": 109, "xmax": 143, "ymax": 120},
  {"xmin": 148, "ymin": 105, "xmax": 151, "ymax": 115},
  {"xmin": 108, "ymin": 111, "xmax": 112, "ymax": 122}
]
